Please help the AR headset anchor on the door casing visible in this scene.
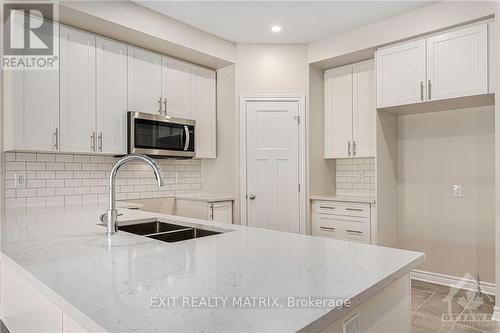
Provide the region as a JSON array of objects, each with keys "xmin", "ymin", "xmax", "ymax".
[{"xmin": 239, "ymin": 95, "xmax": 306, "ymax": 234}]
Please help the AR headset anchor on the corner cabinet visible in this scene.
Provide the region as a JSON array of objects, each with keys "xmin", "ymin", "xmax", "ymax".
[
  {"xmin": 191, "ymin": 65, "xmax": 217, "ymax": 159},
  {"xmin": 376, "ymin": 22, "xmax": 489, "ymax": 108},
  {"xmin": 324, "ymin": 60, "xmax": 375, "ymax": 159}
]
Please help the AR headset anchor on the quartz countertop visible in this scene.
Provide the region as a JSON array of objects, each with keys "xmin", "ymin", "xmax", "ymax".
[
  {"xmin": 309, "ymin": 194, "xmax": 376, "ymax": 204},
  {"xmin": 174, "ymin": 193, "xmax": 235, "ymax": 202},
  {"xmin": 2, "ymin": 205, "xmax": 422, "ymax": 333}
]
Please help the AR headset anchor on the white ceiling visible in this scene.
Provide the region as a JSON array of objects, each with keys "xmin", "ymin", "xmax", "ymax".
[{"xmin": 135, "ymin": 1, "xmax": 434, "ymax": 44}]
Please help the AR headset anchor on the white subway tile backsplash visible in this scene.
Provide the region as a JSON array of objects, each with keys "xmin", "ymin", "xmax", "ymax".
[
  {"xmin": 336, "ymin": 157, "xmax": 376, "ymax": 198},
  {"xmin": 4, "ymin": 153, "xmax": 202, "ymax": 208}
]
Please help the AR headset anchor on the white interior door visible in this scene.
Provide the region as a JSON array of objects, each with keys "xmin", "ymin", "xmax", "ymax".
[
  {"xmin": 246, "ymin": 101, "xmax": 301, "ymax": 233},
  {"xmin": 426, "ymin": 23, "xmax": 488, "ymax": 101}
]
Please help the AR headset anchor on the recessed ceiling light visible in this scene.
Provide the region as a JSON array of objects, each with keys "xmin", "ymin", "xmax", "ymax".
[{"xmin": 271, "ymin": 25, "xmax": 282, "ymax": 33}]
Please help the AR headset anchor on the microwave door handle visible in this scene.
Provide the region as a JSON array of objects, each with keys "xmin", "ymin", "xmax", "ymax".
[{"xmin": 184, "ymin": 125, "xmax": 190, "ymax": 151}]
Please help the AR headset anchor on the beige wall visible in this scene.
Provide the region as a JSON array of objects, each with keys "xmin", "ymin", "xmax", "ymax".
[
  {"xmin": 200, "ymin": 65, "xmax": 235, "ymax": 195},
  {"xmin": 233, "ymin": 44, "xmax": 309, "ymax": 224},
  {"xmin": 308, "ymin": 65, "xmax": 336, "ymax": 197},
  {"xmin": 397, "ymin": 106, "xmax": 495, "ymax": 282}
]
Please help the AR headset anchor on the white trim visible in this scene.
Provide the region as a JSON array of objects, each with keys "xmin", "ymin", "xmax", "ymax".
[
  {"xmin": 239, "ymin": 94, "xmax": 307, "ymax": 234},
  {"xmin": 492, "ymin": 306, "xmax": 500, "ymax": 322},
  {"xmin": 411, "ymin": 269, "xmax": 496, "ymax": 296}
]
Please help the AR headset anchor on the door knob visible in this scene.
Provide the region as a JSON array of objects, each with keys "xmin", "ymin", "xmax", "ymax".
[{"xmin": 248, "ymin": 194, "xmax": 256, "ymax": 200}]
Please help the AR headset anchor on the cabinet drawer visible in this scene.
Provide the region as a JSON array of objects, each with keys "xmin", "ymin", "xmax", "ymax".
[
  {"xmin": 314, "ymin": 215, "xmax": 370, "ymax": 243},
  {"xmin": 315, "ymin": 201, "xmax": 370, "ymax": 218}
]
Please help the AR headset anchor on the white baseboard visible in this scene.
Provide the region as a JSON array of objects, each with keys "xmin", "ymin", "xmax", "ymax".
[{"xmin": 411, "ymin": 269, "xmax": 496, "ymax": 296}]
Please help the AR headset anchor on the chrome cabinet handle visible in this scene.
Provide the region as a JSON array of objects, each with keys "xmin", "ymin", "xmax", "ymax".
[
  {"xmin": 163, "ymin": 98, "xmax": 167, "ymax": 115},
  {"xmin": 248, "ymin": 194, "xmax": 256, "ymax": 200},
  {"xmin": 209, "ymin": 203, "xmax": 214, "ymax": 220},
  {"xmin": 420, "ymin": 81, "xmax": 424, "ymax": 101},
  {"xmin": 353, "ymin": 141, "xmax": 356, "ymax": 156},
  {"xmin": 91, "ymin": 132, "xmax": 96, "ymax": 152},
  {"xmin": 319, "ymin": 226, "xmax": 336, "ymax": 232},
  {"xmin": 348, "ymin": 141, "xmax": 351, "ymax": 156},
  {"xmin": 346, "ymin": 229, "xmax": 363, "ymax": 234},
  {"xmin": 183, "ymin": 125, "xmax": 190, "ymax": 151},
  {"xmin": 53, "ymin": 128, "xmax": 59, "ymax": 150},
  {"xmin": 319, "ymin": 206, "xmax": 335, "ymax": 210},
  {"xmin": 346, "ymin": 208, "xmax": 363, "ymax": 212},
  {"xmin": 158, "ymin": 97, "xmax": 163, "ymax": 114},
  {"xmin": 98, "ymin": 132, "xmax": 103, "ymax": 152},
  {"xmin": 428, "ymin": 80, "xmax": 432, "ymax": 100}
]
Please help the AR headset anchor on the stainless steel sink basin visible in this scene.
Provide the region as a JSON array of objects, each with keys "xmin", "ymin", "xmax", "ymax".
[{"xmin": 116, "ymin": 220, "xmax": 225, "ymax": 243}]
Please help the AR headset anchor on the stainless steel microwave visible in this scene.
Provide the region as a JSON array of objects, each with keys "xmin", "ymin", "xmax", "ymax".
[{"xmin": 127, "ymin": 112, "xmax": 195, "ymax": 158}]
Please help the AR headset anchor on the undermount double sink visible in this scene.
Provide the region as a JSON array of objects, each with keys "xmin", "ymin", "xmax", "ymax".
[{"xmin": 116, "ymin": 220, "xmax": 225, "ymax": 243}]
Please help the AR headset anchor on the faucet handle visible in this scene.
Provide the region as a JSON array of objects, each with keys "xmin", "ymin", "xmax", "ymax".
[{"xmin": 100, "ymin": 212, "xmax": 123, "ymax": 223}]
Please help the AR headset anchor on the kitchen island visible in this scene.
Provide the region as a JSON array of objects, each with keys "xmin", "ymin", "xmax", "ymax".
[{"xmin": 1, "ymin": 203, "xmax": 423, "ymax": 333}]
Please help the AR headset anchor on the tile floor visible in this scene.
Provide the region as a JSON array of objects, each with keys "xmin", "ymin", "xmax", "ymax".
[{"xmin": 412, "ymin": 279, "xmax": 500, "ymax": 333}]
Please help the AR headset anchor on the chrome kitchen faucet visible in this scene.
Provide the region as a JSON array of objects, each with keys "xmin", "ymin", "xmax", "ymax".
[{"xmin": 100, "ymin": 153, "xmax": 164, "ymax": 236}]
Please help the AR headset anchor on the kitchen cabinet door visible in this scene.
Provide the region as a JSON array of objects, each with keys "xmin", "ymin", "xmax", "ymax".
[
  {"xmin": 427, "ymin": 23, "xmax": 488, "ymax": 101},
  {"xmin": 127, "ymin": 46, "xmax": 162, "ymax": 114},
  {"xmin": 208, "ymin": 201, "xmax": 233, "ymax": 224},
  {"xmin": 59, "ymin": 26, "xmax": 96, "ymax": 153},
  {"xmin": 376, "ymin": 39, "xmax": 426, "ymax": 108},
  {"xmin": 324, "ymin": 65, "xmax": 353, "ymax": 158},
  {"xmin": 352, "ymin": 60, "xmax": 375, "ymax": 158},
  {"xmin": 4, "ymin": 16, "xmax": 59, "ymax": 152},
  {"xmin": 96, "ymin": 37, "xmax": 127, "ymax": 155},
  {"xmin": 191, "ymin": 65, "xmax": 217, "ymax": 158},
  {"xmin": 162, "ymin": 56, "xmax": 191, "ymax": 119}
]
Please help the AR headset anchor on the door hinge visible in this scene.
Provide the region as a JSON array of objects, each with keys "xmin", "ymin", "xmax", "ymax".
[
  {"xmin": 298, "ymin": 184, "xmax": 301, "ymax": 192},
  {"xmin": 293, "ymin": 115, "xmax": 300, "ymax": 124}
]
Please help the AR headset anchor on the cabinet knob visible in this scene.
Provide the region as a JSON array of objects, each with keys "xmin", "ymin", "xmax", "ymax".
[{"xmin": 248, "ymin": 194, "xmax": 256, "ymax": 200}]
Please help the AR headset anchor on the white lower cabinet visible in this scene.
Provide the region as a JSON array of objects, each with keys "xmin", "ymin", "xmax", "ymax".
[
  {"xmin": 175, "ymin": 199, "xmax": 233, "ymax": 224},
  {"xmin": 312, "ymin": 200, "xmax": 371, "ymax": 244}
]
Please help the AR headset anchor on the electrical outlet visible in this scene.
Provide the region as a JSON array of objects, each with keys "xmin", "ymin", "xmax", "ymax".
[
  {"xmin": 452, "ymin": 184, "xmax": 463, "ymax": 198},
  {"xmin": 15, "ymin": 171, "xmax": 26, "ymax": 188},
  {"xmin": 343, "ymin": 313, "xmax": 360, "ymax": 333}
]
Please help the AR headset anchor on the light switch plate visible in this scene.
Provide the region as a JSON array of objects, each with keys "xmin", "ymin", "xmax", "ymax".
[
  {"xmin": 343, "ymin": 313, "xmax": 360, "ymax": 333},
  {"xmin": 452, "ymin": 184, "xmax": 463, "ymax": 198}
]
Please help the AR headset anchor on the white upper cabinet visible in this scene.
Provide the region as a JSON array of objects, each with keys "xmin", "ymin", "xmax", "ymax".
[
  {"xmin": 376, "ymin": 22, "xmax": 489, "ymax": 109},
  {"xmin": 162, "ymin": 57, "xmax": 191, "ymax": 119},
  {"xmin": 376, "ymin": 39, "xmax": 426, "ymax": 108},
  {"xmin": 127, "ymin": 46, "xmax": 162, "ymax": 114},
  {"xmin": 4, "ymin": 16, "xmax": 59, "ymax": 152},
  {"xmin": 324, "ymin": 60, "xmax": 375, "ymax": 159},
  {"xmin": 427, "ymin": 23, "xmax": 488, "ymax": 101},
  {"xmin": 324, "ymin": 65, "xmax": 353, "ymax": 158},
  {"xmin": 191, "ymin": 65, "xmax": 217, "ymax": 158},
  {"xmin": 96, "ymin": 37, "xmax": 128, "ymax": 155},
  {"xmin": 59, "ymin": 26, "xmax": 96, "ymax": 153},
  {"xmin": 353, "ymin": 61, "xmax": 376, "ymax": 158}
]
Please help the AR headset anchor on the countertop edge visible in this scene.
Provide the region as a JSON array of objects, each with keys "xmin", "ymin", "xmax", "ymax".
[
  {"xmin": 1, "ymin": 253, "xmax": 107, "ymax": 333},
  {"xmin": 297, "ymin": 253, "xmax": 425, "ymax": 333}
]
